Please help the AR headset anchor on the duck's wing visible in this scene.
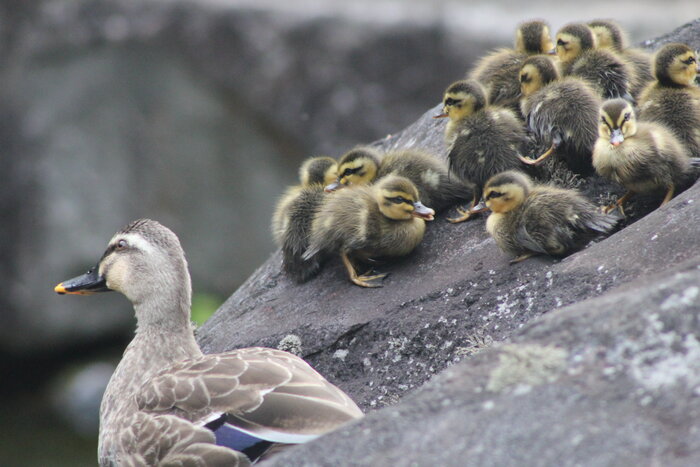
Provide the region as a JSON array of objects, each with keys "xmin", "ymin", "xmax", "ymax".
[
  {"xmin": 115, "ymin": 411, "xmax": 250, "ymax": 467},
  {"xmin": 137, "ymin": 347, "xmax": 363, "ymax": 445}
]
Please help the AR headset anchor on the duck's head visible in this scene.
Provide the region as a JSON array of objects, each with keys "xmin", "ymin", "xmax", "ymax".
[
  {"xmin": 435, "ymin": 80, "xmax": 487, "ymax": 121},
  {"xmin": 375, "ymin": 175, "xmax": 435, "ymax": 221},
  {"xmin": 484, "ymin": 171, "xmax": 533, "ymax": 214},
  {"xmin": 515, "ymin": 20, "xmax": 553, "ymax": 55},
  {"xmin": 519, "ymin": 55, "xmax": 560, "ymax": 97},
  {"xmin": 599, "ymin": 98, "xmax": 637, "ymax": 146},
  {"xmin": 299, "ymin": 156, "xmax": 338, "ymax": 186},
  {"xmin": 588, "ymin": 19, "xmax": 626, "ymax": 51},
  {"xmin": 554, "ymin": 23, "xmax": 596, "ymax": 64},
  {"xmin": 55, "ymin": 219, "xmax": 191, "ymax": 311},
  {"xmin": 325, "ymin": 147, "xmax": 381, "ymax": 191},
  {"xmin": 653, "ymin": 43, "xmax": 699, "ymax": 87}
]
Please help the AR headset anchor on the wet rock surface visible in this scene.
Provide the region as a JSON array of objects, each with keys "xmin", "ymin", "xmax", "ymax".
[{"xmin": 198, "ymin": 19, "xmax": 700, "ymax": 465}]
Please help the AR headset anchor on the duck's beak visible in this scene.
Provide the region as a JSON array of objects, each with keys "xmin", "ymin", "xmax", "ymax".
[
  {"xmin": 324, "ymin": 179, "xmax": 343, "ymax": 192},
  {"xmin": 412, "ymin": 201, "xmax": 435, "ymax": 221},
  {"xmin": 548, "ymin": 47, "xmax": 557, "ymax": 55},
  {"xmin": 55, "ymin": 265, "xmax": 110, "ymax": 295},
  {"xmin": 610, "ymin": 129, "xmax": 624, "ymax": 146}
]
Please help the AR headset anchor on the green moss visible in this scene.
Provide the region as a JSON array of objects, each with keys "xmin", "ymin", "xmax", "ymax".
[{"xmin": 191, "ymin": 293, "xmax": 223, "ymax": 325}]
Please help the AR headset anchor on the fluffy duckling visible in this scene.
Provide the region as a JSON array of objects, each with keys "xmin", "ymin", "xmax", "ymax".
[
  {"xmin": 304, "ymin": 175, "xmax": 434, "ymax": 288},
  {"xmin": 554, "ymin": 22, "xmax": 633, "ymax": 101},
  {"xmin": 55, "ymin": 219, "xmax": 363, "ymax": 465},
  {"xmin": 588, "ymin": 19, "xmax": 653, "ymax": 98},
  {"xmin": 438, "ymin": 79, "xmax": 529, "ymax": 222},
  {"xmin": 468, "ymin": 19, "xmax": 554, "ymax": 111},
  {"xmin": 326, "ymin": 146, "xmax": 473, "ymax": 212},
  {"xmin": 593, "ymin": 98, "xmax": 692, "ymax": 215},
  {"xmin": 518, "ymin": 55, "xmax": 601, "ymax": 174},
  {"xmin": 484, "ymin": 171, "xmax": 617, "ymax": 263},
  {"xmin": 272, "ymin": 156, "xmax": 337, "ymax": 283},
  {"xmin": 638, "ymin": 43, "xmax": 700, "ymax": 156}
]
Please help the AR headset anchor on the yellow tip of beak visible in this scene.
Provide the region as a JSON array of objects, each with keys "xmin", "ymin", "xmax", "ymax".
[{"xmin": 55, "ymin": 283, "xmax": 68, "ymax": 294}]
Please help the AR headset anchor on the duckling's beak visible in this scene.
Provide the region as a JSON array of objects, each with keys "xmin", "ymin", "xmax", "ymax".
[
  {"xmin": 548, "ymin": 47, "xmax": 557, "ymax": 55},
  {"xmin": 55, "ymin": 265, "xmax": 110, "ymax": 295},
  {"xmin": 610, "ymin": 129, "xmax": 624, "ymax": 146},
  {"xmin": 412, "ymin": 201, "xmax": 435, "ymax": 221},
  {"xmin": 433, "ymin": 109, "xmax": 449, "ymax": 119},
  {"xmin": 324, "ymin": 179, "xmax": 343, "ymax": 192}
]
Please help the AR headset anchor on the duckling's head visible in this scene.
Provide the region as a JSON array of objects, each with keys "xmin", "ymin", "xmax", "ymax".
[
  {"xmin": 437, "ymin": 80, "xmax": 487, "ymax": 122},
  {"xmin": 519, "ymin": 55, "xmax": 560, "ymax": 97},
  {"xmin": 555, "ymin": 23, "xmax": 597, "ymax": 64},
  {"xmin": 598, "ymin": 98, "xmax": 637, "ymax": 146},
  {"xmin": 55, "ymin": 219, "xmax": 191, "ymax": 320},
  {"xmin": 299, "ymin": 156, "xmax": 338, "ymax": 186},
  {"xmin": 375, "ymin": 175, "xmax": 435, "ymax": 221},
  {"xmin": 588, "ymin": 19, "xmax": 626, "ymax": 51},
  {"xmin": 653, "ymin": 43, "xmax": 699, "ymax": 87},
  {"xmin": 483, "ymin": 171, "xmax": 533, "ymax": 214},
  {"xmin": 515, "ymin": 20, "xmax": 553, "ymax": 55},
  {"xmin": 326, "ymin": 147, "xmax": 381, "ymax": 191}
]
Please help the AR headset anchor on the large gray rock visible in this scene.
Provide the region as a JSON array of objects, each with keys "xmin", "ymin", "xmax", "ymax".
[{"xmin": 197, "ymin": 18, "xmax": 700, "ymax": 466}]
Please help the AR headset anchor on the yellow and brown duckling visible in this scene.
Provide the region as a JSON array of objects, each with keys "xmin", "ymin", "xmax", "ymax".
[
  {"xmin": 518, "ymin": 55, "xmax": 601, "ymax": 174},
  {"xmin": 326, "ymin": 146, "xmax": 472, "ymax": 212},
  {"xmin": 468, "ymin": 19, "xmax": 554, "ymax": 111},
  {"xmin": 588, "ymin": 19, "xmax": 653, "ymax": 98},
  {"xmin": 438, "ymin": 79, "xmax": 529, "ymax": 222},
  {"xmin": 272, "ymin": 156, "xmax": 337, "ymax": 283},
  {"xmin": 638, "ymin": 43, "xmax": 700, "ymax": 157},
  {"xmin": 303, "ymin": 174, "xmax": 434, "ymax": 288},
  {"xmin": 593, "ymin": 98, "xmax": 694, "ymax": 215},
  {"xmin": 554, "ymin": 22, "xmax": 634, "ymax": 101},
  {"xmin": 484, "ymin": 171, "xmax": 618, "ymax": 263}
]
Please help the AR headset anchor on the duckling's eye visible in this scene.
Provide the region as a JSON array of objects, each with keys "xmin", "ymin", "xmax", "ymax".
[
  {"xmin": 444, "ymin": 97, "xmax": 460, "ymax": 107},
  {"xmin": 682, "ymin": 56, "xmax": 696, "ymax": 65},
  {"xmin": 520, "ymin": 73, "xmax": 530, "ymax": 83},
  {"xmin": 557, "ymin": 39, "xmax": 567, "ymax": 47},
  {"xmin": 387, "ymin": 196, "xmax": 410, "ymax": 204},
  {"xmin": 485, "ymin": 191, "xmax": 504, "ymax": 200},
  {"xmin": 116, "ymin": 239, "xmax": 128, "ymax": 250},
  {"xmin": 341, "ymin": 167, "xmax": 361, "ymax": 177},
  {"xmin": 623, "ymin": 113, "xmax": 631, "ymax": 122}
]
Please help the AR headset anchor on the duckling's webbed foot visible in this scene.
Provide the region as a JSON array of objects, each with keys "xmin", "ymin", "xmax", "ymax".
[
  {"xmin": 354, "ymin": 271, "xmax": 389, "ymax": 288},
  {"xmin": 509, "ymin": 252, "xmax": 536, "ymax": 264},
  {"xmin": 448, "ymin": 198, "xmax": 487, "ymax": 224},
  {"xmin": 603, "ymin": 191, "xmax": 633, "ymax": 216}
]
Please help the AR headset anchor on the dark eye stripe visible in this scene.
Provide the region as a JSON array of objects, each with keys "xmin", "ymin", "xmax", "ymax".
[
  {"xmin": 486, "ymin": 191, "xmax": 504, "ymax": 200},
  {"xmin": 387, "ymin": 196, "xmax": 410, "ymax": 204},
  {"xmin": 342, "ymin": 166, "xmax": 362, "ymax": 177},
  {"xmin": 444, "ymin": 97, "xmax": 460, "ymax": 106}
]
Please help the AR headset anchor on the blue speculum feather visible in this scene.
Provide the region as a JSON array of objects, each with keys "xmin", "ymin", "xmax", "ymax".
[{"xmin": 206, "ymin": 416, "xmax": 273, "ymax": 461}]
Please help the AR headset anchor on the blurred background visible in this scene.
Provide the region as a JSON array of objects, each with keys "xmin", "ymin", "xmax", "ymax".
[{"xmin": 0, "ymin": 0, "xmax": 696, "ymax": 464}]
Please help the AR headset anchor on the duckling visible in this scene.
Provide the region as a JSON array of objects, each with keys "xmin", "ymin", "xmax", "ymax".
[
  {"xmin": 468, "ymin": 19, "xmax": 554, "ymax": 111},
  {"xmin": 55, "ymin": 219, "xmax": 363, "ymax": 465},
  {"xmin": 554, "ymin": 22, "xmax": 633, "ymax": 101},
  {"xmin": 638, "ymin": 43, "xmax": 700, "ymax": 156},
  {"xmin": 272, "ymin": 156, "xmax": 337, "ymax": 283},
  {"xmin": 438, "ymin": 79, "xmax": 529, "ymax": 222},
  {"xmin": 304, "ymin": 175, "xmax": 435, "ymax": 288},
  {"xmin": 484, "ymin": 171, "xmax": 617, "ymax": 263},
  {"xmin": 593, "ymin": 98, "xmax": 693, "ymax": 215},
  {"xmin": 588, "ymin": 19, "xmax": 653, "ymax": 98},
  {"xmin": 326, "ymin": 146, "xmax": 473, "ymax": 212},
  {"xmin": 518, "ymin": 55, "xmax": 601, "ymax": 174}
]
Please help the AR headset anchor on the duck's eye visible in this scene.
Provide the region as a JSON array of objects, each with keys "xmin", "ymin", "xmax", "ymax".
[
  {"xmin": 623, "ymin": 113, "xmax": 631, "ymax": 122},
  {"xmin": 682, "ymin": 56, "xmax": 696, "ymax": 65},
  {"xmin": 444, "ymin": 97, "xmax": 460, "ymax": 107},
  {"xmin": 116, "ymin": 239, "xmax": 127, "ymax": 250},
  {"xmin": 520, "ymin": 73, "xmax": 530, "ymax": 83},
  {"xmin": 486, "ymin": 191, "xmax": 504, "ymax": 200},
  {"xmin": 557, "ymin": 39, "xmax": 566, "ymax": 47}
]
